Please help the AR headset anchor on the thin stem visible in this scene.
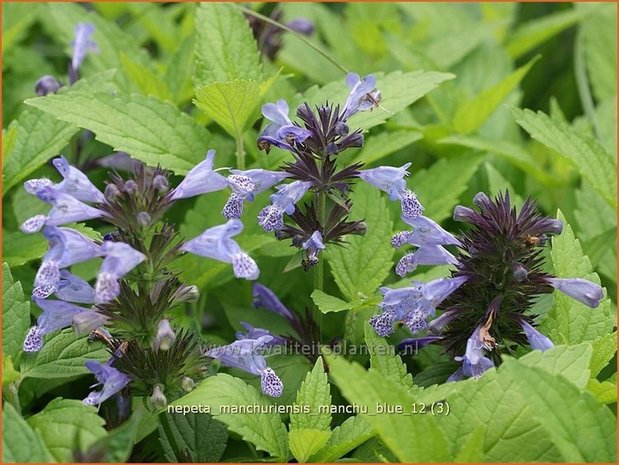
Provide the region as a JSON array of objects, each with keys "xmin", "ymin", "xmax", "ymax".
[
  {"xmin": 314, "ymin": 191, "xmax": 327, "ymax": 292},
  {"xmin": 160, "ymin": 411, "xmax": 186, "ymax": 461},
  {"xmin": 235, "ymin": 133, "xmax": 245, "ymax": 171},
  {"xmin": 237, "ymin": 5, "xmax": 349, "ymax": 75}
]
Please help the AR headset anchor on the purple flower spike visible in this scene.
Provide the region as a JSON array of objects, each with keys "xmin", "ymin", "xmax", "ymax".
[
  {"xmin": 395, "ymin": 245, "xmax": 458, "ymax": 276},
  {"xmin": 55, "ymin": 270, "xmax": 96, "ymax": 304},
  {"xmin": 520, "ymin": 320, "xmax": 553, "ymax": 351},
  {"xmin": 206, "ymin": 335, "xmax": 283, "ymax": 397},
  {"xmin": 52, "ymin": 156, "xmax": 105, "ymax": 203},
  {"xmin": 257, "ymin": 180, "xmax": 312, "ymax": 232},
  {"xmin": 341, "ymin": 73, "xmax": 380, "ymax": 120},
  {"xmin": 546, "ymin": 277, "xmax": 604, "ymax": 308},
  {"xmin": 169, "ymin": 150, "xmax": 228, "ymax": 201},
  {"xmin": 180, "ymin": 219, "xmax": 259, "ymax": 280},
  {"xmin": 252, "ymin": 283, "xmax": 295, "ymax": 322},
  {"xmin": 71, "ymin": 23, "xmax": 97, "ymax": 75},
  {"xmin": 401, "ymin": 215, "xmax": 461, "ymax": 247},
  {"xmin": 83, "ymin": 360, "xmax": 131, "ymax": 406}
]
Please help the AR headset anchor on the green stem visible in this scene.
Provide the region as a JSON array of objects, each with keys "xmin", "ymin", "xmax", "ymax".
[
  {"xmin": 314, "ymin": 192, "xmax": 327, "ymax": 292},
  {"xmin": 237, "ymin": 5, "xmax": 349, "ymax": 75},
  {"xmin": 160, "ymin": 411, "xmax": 186, "ymax": 461},
  {"xmin": 3, "ymin": 382, "xmax": 21, "ymax": 414},
  {"xmin": 235, "ymin": 133, "xmax": 245, "ymax": 171},
  {"xmin": 574, "ymin": 29, "xmax": 602, "ymax": 142}
]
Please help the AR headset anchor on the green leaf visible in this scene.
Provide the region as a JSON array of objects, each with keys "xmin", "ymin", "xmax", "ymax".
[
  {"xmin": 541, "ymin": 211, "xmax": 615, "ymax": 344},
  {"xmin": 159, "ymin": 412, "xmax": 228, "ymax": 462},
  {"xmin": 364, "ymin": 323, "xmax": 413, "ymax": 389},
  {"xmin": 86, "ymin": 413, "xmax": 141, "ymax": 463},
  {"xmin": 3, "ymin": 356, "xmax": 20, "ymax": 385},
  {"xmin": 506, "ymin": 8, "xmax": 582, "ymax": 59},
  {"xmin": 589, "ymin": 332, "xmax": 617, "ymax": 378},
  {"xmin": 2, "ymin": 3, "xmax": 40, "ymax": 54},
  {"xmin": 20, "ymin": 329, "xmax": 108, "ymax": 379},
  {"xmin": 517, "ymin": 343, "xmax": 592, "ymax": 389},
  {"xmin": 587, "ymin": 379, "xmax": 617, "ymax": 404},
  {"xmin": 173, "ymin": 373, "xmax": 288, "ymax": 459},
  {"xmin": 303, "ymin": 70, "xmax": 455, "ymax": 130},
  {"xmin": 511, "ymin": 107, "xmax": 617, "ymax": 208},
  {"xmin": 288, "ymin": 429, "xmax": 331, "ymax": 463},
  {"xmin": 453, "ymin": 57, "xmax": 538, "ymax": 135},
  {"xmin": 194, "ymin": 79, "xmax": 268, "ymax": 138},
  {"xmin": 2, "ymin": 263, "xmax": 31, "ymax": 360},
  {"xmin": 352, "ymin": 130, "xmax": 423, "ymax": 165},
  {"xmin": 326, "ymin": 183, "xmax": 393, "ymax": 302},
  {"xmin": 326, "ymin": 354, "xmax": 450, "ymax": 462},
  {"xmin": 500, "ymin": 359, "xmax": 616, "ymax": 462},
  {"xmin": 290, "ymin": 357, "xmax": 331, "ymax": 432},
  {"xmin": 454, "ymin": 426, "xmax": 486, "ymax": 462},
  {"xmin": 311, "ymin": 290, "xmax": 352, "ymax": 314},
  {"xmin": 2, "ymin": 232, "xmax": 47, "ymax": 268},
  {"xmin": 484, "ymin": 163, "xmax": 524, "ymax": 209},
  {"xmin": 2, "ymin": 108, "xmax": 79, "ymax": 194},
  {"xmin": 309, "ymin": 416, "xmax": 374, "ymax": 462},
  {"xmin": 2, "ymin": 403, "xmax": 53, "ymax": 463},
  {"xmin": 411, "ymin": 154, "xmax": 483, "ymax": 223},
  {"xmin": 27, "ymin": 398, "xmax": 107, "ymax": 462},
  {"xmin": 25, "ymin": 91, "xmax": 214, "ymax": 175},
  {"xmin": 119, "ymin": 52, "xmax": 173, "ymax": 102},
  {"xmin": 194, "ymin": 3, "xmax": 262, "ymax": 85}
]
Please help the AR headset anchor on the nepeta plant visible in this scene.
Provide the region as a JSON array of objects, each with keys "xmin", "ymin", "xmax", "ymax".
[{"xmin": 372, "ymin": 192, "xmax": 604, "ymax": 381}]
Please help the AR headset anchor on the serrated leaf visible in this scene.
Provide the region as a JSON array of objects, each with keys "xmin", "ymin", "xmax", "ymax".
[
  {"xmin": 2, "ymin": 403, "xmax": 53, "ymax": 463},
  {"xmin": 309, "ymin": 415, "xmax": 374, "ymax": 462},
  {"xmin": 411, "ymin": 153, "xmax": 483, "ymax": 223},
  {"xmin": 25, "ymin": 91, "xmax": 214, "ymax": 175},
  {"xmin": 194, "ymin": 3, "xmax": 262, "ymax": 85},
  {"xmin": 517, "ymin": 343, "xmax": 592, "ymax": 389},
  {"xmin": 302, "ymin": 70, "xmax": 455, "ymax": 130},
  {"xmin": 27, "ymin": 398, "xmax": 107, "ymax": 462},
  {"xmin": 454, "ymin": 426, "xmax": 486, "ymax": 462},
  {"xmin": 326, "ymin": 183, "xmax": 393, "ymax": 302},
  {"xmin": 173, "ymin": 373, "xmax": 288, "ymax": 459},
  {"xmin": 541, "ymin": 211, "xmax": 615, "ymax": 344},
  {"xmin": 501, "ymin": 359, "xmax": 616, "ymax": 462},
  {"xmin": 20, "ymin": 329, "xmax": 108, "ymax": 379},
  {"xmin": 288, "ymin": 429, "xmax": 331, "ymax": 463},
  {"xmin": 352, "ymin": 130, "xmax": 423, "ymax": 165},
  {"xmin": 364, "ymin": 323, "xmax": 413, "ymax": 389},
  {"xmin": 119, "ymin": 52, "xmax": 173, "ymax": 102},
  {"xmin": 158, "ymin": 412, "xmax": 228, "ymax": 462},
  {"xmin": 2, "ymin": 108, "xmax": 79, "ymax": 194},
  {"xmin": 512, "ymin": 107, "xmax": 617, "ymax": 208},
  {"xmin": 589, "ymin": 332, "xmax": 617, "ymax": 377},
  {"xmin": 453, "ymin": 57, "xmax": 538, "ymax": 135},
  {"xmin": 2, "ymin": 231, "xmax": 47, "ymax": 268},
  {"xmin": 290, "ymin": 357, "xmax": 331, "ymax": 432},
  {"xmin": 327, "ymin": 354, "xmax": 450, "ymax": 462},
  {"xmin": 587, "ymin": 379, "xmax": 617, "ymax": 404},
  {"xmin": 2, "ymin": 263, "xmax": 31, "ymax": 360},
  {"xmin": 311, "ymin": 290, "xmax": 352, "ymax": 314},
  {"xmin": 194, "ymin": 79, "xmax": 263, "ymax": 138},
  {"xmin": 506, "ymin": 8, "xmax": 582, "ymax": 59}
]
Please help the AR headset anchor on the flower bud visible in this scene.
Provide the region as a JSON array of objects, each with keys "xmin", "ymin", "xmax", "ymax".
[
  {"xmin": 453, "ymin": 205, "xmax": 476, "ymax": 223},
  {"xmin": 285, "ymin": 18, "xmax": 314, "ymax": 36},
  {"xmin": 149, "ymin": 385, "xmax": 167, "ymax": 409},
  {"xmin": 153, "ymin": 175, "xmax": 169, "ymax": 193},
  {"xmin": 473, "ymin": 192, "xmax": 491, "ymax": 207},
  {"xmin": 137, "ymin": 211, "xmax": 151, "ymax": 227},
  {"xmin": 172, "ymin": 284, "xmax": 200, "ymax": 305},
  {"xmin": 104, "ymin": 183, "xmax": 121, "ymax": 201},
  {"xmin": 181, "ymin": 376, "xmax": 195, "ymax": 392},
  {"xmin": 35, "ymin": 75, "xmax": 62, "ymax": 96},
  {"xmin": 72, "ymin": 311, "xmax": 109, "ymax": 335},
  {"xmin": 153, "ymin": 319, "xmax": 176, "ymax": 351},
  {"xmin": 511, "ymin": 262, "xmax": 528, "ymax": 282},
  {"xmin": 123, "ymin": 180, "xmax": 138, "ymax": 194}
]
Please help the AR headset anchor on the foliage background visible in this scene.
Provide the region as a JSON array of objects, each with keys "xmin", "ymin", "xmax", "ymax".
[{"xmin": 2, "ymin": 2, "xmax": 617, "ymax": 463}]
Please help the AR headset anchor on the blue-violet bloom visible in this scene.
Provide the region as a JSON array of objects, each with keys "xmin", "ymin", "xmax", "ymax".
[
  {"xmin": 168, "ymin": 150, "xmax": 228, "ymax": 201},
  {"xmin": 83, "ymin": 360, "xmax": 131, "ymax": 406},
  {"xmin": 257, "ymin": 180, "xmax": 313, "ymax": 231}
]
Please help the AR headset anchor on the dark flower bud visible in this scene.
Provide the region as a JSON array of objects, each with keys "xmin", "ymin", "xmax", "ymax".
[
  {"xmin": 473, "ymin": 192, "xmax": 491, "ymax": 207},
  {"xmin": 153, "ymin": 175, "xmax": 169, "ymax": 193},
  {"xmin": 123, "ymin": 180, "xmax": 138, "ymax": 194},
  {"xmin": 334, "ymin": 121, "xmax": 349, "ymax": 137},
  {"xmin": 35, "ymin": 75, "xmax": 62, "ymax": 96},
  {"xmin": 453, "ymin": 205, "xmax": 476, "ymax": 223},
  {"xmin": 104, "ymin": 183, "xmax": 121, "ymax": 201},
  {"xmin": 511, "ymin": 262, "xmax": 528, "ymax": 282},
  {"xmin": 172, "ymin": 284, "xmax": 200, "ymax": 304},
  {"xmin": 137, "ymin": 211, "xmax": 151, "ymax": 227},
  {"xmin": 285, "ymin": 18, "xmax": 314, "ymax": 36}
]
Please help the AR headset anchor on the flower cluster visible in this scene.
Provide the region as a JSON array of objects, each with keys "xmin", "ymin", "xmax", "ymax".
[{"xmin": 370, "ymin": 191, "xmax": 604, "ymax": 381}]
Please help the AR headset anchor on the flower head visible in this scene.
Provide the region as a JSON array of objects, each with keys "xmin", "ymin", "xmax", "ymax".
[
  {"xmin": 257, "ymin": 180, "xmax": 312, "ymax": 232},
  {"xmin": 302, "ymin": 230, "xmax": 325, "ymax": 267},
  {"xmin": 83, "ymin": 360, "xmax": 131, "ymax": 406},
  {"xmin": 222, "ymin": 169, "xmax": 290, "ymax": 219},
  {"xmin": 95, "ymin": 241, "xmax": 146, "ymax": 303},
  {"xmin": 52, "ymin": 156, "xmax": 105, "ymax": 203},
  {"xmin": 206, "ymin": 335, "xmax": 283, "ymax": 397},
  {"xmin": 169, "ymin": 150, "xmax": 228, "ymax": 201},
  {"xmin": 341, "ymin": 73, "xmax": 380, "ymax": 120},
  {"xmin": 180, "ymin": 219, "xmax": 259, "ymax": 280},
  {"xmin": 71, "ymin": 23, "xmax": 97, "ymax": 79}
]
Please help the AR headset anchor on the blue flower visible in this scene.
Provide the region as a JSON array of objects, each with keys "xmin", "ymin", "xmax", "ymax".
[
  {"xmin": 520, "ymin": 320, "xmax": 553, "ymax": 351},
  {"xmin": 357, "ymin": 163, "xmax": 423, "ymax": 219},
  {"xmin": 236, "ymin": 322, "xmax": 287, "ymax": 346},
  {"xmin": 257, "ymin": 180, "xmax": 313, "ymax": 231},
  {"xmin": 341, "ymin": 73, "xmax": 380, "ymax": 120},
  {"xmin": 21, "ymin": 187, "xmax": 106, "ymax": 233},
  {"xmin": 153, "ymin": 319, "xmax": 176, "ymax": 351},
  {"xmin": 252, "ymin": 283, "xmax": 296, "ymax": 322},
  {"xmin": 52, "ymin": 156, "xmax": 105, "ymax": 203},
  {"xmin": 54, "ymin": 270, "xmax": 96, "ymax": 304},
  {"xmin": 83, "ymin": 360, "xmax": 131, "ymax": 406},
  {"xmin": 393, "ymin": 215, "xmax": 461, "ymax": 248},
  {"xmin": 302, "ymin": 231, "xmax": 325, "ymax": 266},
  {"xmin": 94, "ymin": 241, "xmax": 146, "ymax": 304},
  {"xmin": 257, "ymin": 100, "xmax": 312, "ymax": 153},
  {"xmin": 71, "ymin": 23, "xmax": 97, "ymax": 75},
  {"xmin": 180, "ymin": 219, "xmax": 259, "ymax": 280},
  {"xmin": 35, "ymin": 75, "xmax": 62, "ymax": 96},
  {"xmin": 205, "ymin": 335, "xmax": 283, "ymax": 397},
  {"xmin": 395, "ymin": 245, "xmax": 458, "ymax": 277},
  {"xmin": 546, "ymin": 277, "xmax": 604, "ymax": 308},
  {"xmin": 222, "ymin": 169, "xmax": 290, "ymax": 219},
  {"xmin": 448, "ymin": 325, "xmax": 495, "ymax": 381},
  {"xmin": 169, "ymin": 150, "xmax": 229, "ymax": 201},
  {"xmin": 72, "ymin": 310, "xmax": 109, "ymax": 335}
]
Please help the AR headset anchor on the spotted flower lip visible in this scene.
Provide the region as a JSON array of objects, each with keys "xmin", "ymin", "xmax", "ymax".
[
  {"xmin": 52, "ymin": 156, "xmax": 105, "ymax": 203},
  {"xmin": 82, "ymin": 360, "xmax": 131, "ymax": 406},
  {"xmin": 168, "ymin": 150, "xmax": 229, "ymax": 201},
  {"xmin": 546, "ymin": 277, "xmax": 604, "ymax": 308},
  {"xmin": 222, "ymin": 169, "xmax": 291, "ymax": 219},
  {"xmin": 205, "ymin": 335, "xmax": 283, "ymax": 397},
  {"xmin": 257, "ymin": 180, "xmax": 313, "ymax": 232},
  {"xmin": 94, "ymin": 241, "xmax": 147, "ymax": 304},
  {"xmin": 180, "ymin": 219, "xmax": 259, "ymax": 280}
]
